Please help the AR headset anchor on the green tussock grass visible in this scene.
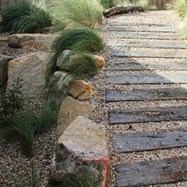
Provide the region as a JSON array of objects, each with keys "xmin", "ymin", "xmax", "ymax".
[
  {"xmin": 63, "ymin": 51, "xmax": 98, "ymax": 78},
  {"xmin": 170, "ymin": 0, "xmax": 187, "ymax": 19},
  {"xmin": 0, "ymin": 0, "xmax": 52, "ymax": 33},
  {"xmin": 12, "ymin": 109, "xmax": 37, "ymax": 156},
  {"xmin": 46, "ymin": 26, "xmax": 104, "ymax": 84},
  {"xmin": 50, "ymin": 0, "xmax": 103, "ymax": 28},
  {"xmin": 4, "ymin": 100, "xmax": 58, "ymax": 157},
  {"xmin": 179, "ymin": 15, "xmax": 187, "ymax": 37},
  {"xmin": 121, "ymin": 0, "xmax": 156, "ymax": 10},
  {"xmin": 100, "ymin": 0, "xmax": 116, "ymax": 9}
]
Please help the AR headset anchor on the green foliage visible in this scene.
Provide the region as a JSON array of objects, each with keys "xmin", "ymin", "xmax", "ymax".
[
  {"xmin": 170, "ymin": 0, "xmax": 187, "ymax": 19},
  {"xmin": 100, "ymin": 0, "xmax": 115, "ymax": 9},
  {"xmin": 35, "ymin": 101, "xmax": 58, "ymax": 134},
  {"xmin": 9, "ymin": 100, "xmax": 57, "ymax": 156},
  {"xmin": 46, "ymin": 26, "xmax": 103, "ymax": 84},
  {"xmin": 137, "ymin": 0, "xmax": 156, "ymax": 10},
  {"xmin": 67, "ymin": 52, "xmax": 98, "ymax": 78},
  {"xmin": 0, "ymin": 78, "xmax": 24, "ymax": 128},
  {"xmin": 53, "ymin": 26, "xmax": 104, "ymax": 53},
  {"xmin": 0, "ymin": 0, "xmax": 52, "ymax": 33},
  {"xmin": 0, "ymin": 79, "xmax": 58, "ymax": 156},
  {"xmin": 51, "ymin": 0, "xmax": 103, "ymax": 28},
  {"xmin": 12, "ymin": 109, "xmax": 37, "ymax": 156}
]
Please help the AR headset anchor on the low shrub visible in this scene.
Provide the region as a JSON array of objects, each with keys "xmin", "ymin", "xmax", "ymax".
[
  {"xmin": 51, "ymin": 0, "xmax": 103, "ymax": 28},
  {"xmin": 0, "ymin": 0, "xmax": 52, "ymax": 33}
]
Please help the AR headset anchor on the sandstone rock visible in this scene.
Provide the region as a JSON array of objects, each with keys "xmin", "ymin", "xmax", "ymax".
[
  {"xmin": 50, "ymin": 116, "xmax": 109, "ymax": 187},
  {"xmin": 57, "ymin": 96, "xmax": 95, "ymax": 133},
  {"xmin": 68, "ymin": 80, "xmax": 93, "ymax": 100},
  {"xmin": 0, "ymin": 54, "xmax": 14, "ymax": 93},
  {"xmin": 94, "ymin": 55, "xmax": 106, "ymax": 68},
  {"xmin": 7, "ymin": 52, "xmax": 49, "ymax": 97},
  {"xmin": 8, "ymin": 34, "xmax": 57, "ymax": 50}
]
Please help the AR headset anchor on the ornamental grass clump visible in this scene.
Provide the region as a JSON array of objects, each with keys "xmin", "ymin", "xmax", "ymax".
[
  {"xmin": 51, "ymin": 0, "xmax": 103, "ymax": 28},
  {"xmin": 0, "ymin": 0, "xmax": 52, "ymax": 33},
  {"xmin": 100, "ymin": 0, "xmax": 116, "ymax": 9},
  {"xmin": 170, "ymin": 0, "xmax": 187, "ymax": 19},
  {"xmin": 46, "ymin": 26, "xmax": 104, "ymax": 84}
]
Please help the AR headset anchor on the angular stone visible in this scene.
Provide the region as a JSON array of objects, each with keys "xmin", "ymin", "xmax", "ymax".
[
  {"xmin": 68, "ymin": 80, "xmax": 93, "ymax": 100},
  {"xmin": 7, "ymin": 52, "xmax": 49, "ymax": 97},
  {"xmin": 94, "ymin": 55, "xmax": 106, "ymax": 68},
  {"xmin": 8, "ymin": 34, "xmax": 57, "ymax": 50},
  {"xmin": 0, "ymin": 54, "xmax": 14, "ymax": 93},
  {"xmin": 50, "ymin": 116, "xmax": 109, "ymax": 187},
  {"xmin": 57, "ymin": 97, "xmax": 95, "ymax": 133}
]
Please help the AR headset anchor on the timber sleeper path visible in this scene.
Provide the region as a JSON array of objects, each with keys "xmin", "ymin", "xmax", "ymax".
[{"xmin": 106, "ymin": 11, "xmax": 187, "ymax": 187}]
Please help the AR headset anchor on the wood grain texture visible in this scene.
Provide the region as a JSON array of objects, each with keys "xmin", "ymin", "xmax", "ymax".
[{"xmin": 116, "ymin": 156, "xmax": 187, "ymax": 187}]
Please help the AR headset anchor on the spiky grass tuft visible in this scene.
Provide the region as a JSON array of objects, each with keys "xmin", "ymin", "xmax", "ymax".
[
  {"xmin": 12, "ymin": 109, "xmax": 37, "ymax": 156},
  {"xmin": 51, "ymin": 0, "xmax": 103, "ymax": 28},
  {"xmin": 46, "ymin": 26, "xmax": 103, "ymax": 84},
  {"xmin": 65, "ymin": 51, "xmax": 98, "ymax": 78},
  {"xmin": 100, "ymin": 0, "xmax": 116, "ymax": 9},
  {"xmin": 170, "ymin": 0, "xmax": 187, "ymax": 19},
  {"xmin": 0, "ymin": 0, "xmax": 52, "ymax": 33}
]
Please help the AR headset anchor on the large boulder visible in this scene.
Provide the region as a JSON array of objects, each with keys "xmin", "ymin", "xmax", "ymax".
[
  {"xmin": 68, "ymin": 80, "xmax": 94, "ymax": 100},
  {"xmin": 8, "ymin": 34, "xmax": 57, "ymax": 50},
  {"xmin": 57, "ymin": 96, "xmax": 95, "ymax": 133},
  {"xmin": 0, "ymin": 54, "xmax": 14, "ymax": 93},
  {"xmin": 7, "ymin": 52, "xmax": 49, "ymax": 97},
  {"xmin": 50, "ymin": 116, "xmax": 109, "ymax": 187}
]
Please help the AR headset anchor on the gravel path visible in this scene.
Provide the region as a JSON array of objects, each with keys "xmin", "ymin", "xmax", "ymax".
[{"xmin": 102, "ymin": 10, "xmax": 187, "ymax": 187}]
